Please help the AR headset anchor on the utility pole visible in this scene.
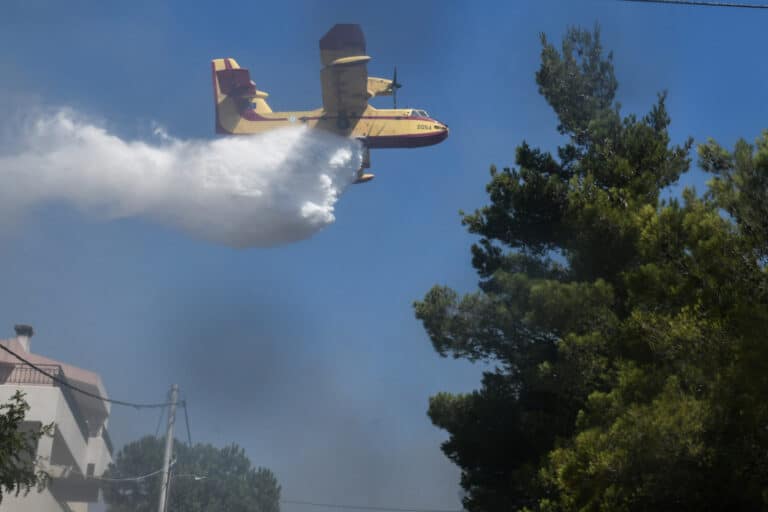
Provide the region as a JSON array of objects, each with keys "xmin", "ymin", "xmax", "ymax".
[{"xmin": 158, "ymin": 384, "xmax": 179, "ymax": 512}]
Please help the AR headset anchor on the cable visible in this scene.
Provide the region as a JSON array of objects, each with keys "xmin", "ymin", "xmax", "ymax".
[
  {"xmin": 280, "ymin": 500, "xmax": 462, "ymax": 512},
  {"xmin": 182, "ymin": 401, "xmax": 193, "ymax": 447},
  {"xmin": 6, "ymin": 341, "xmax": 455, "ymax": 512},
  {"xmin": 173, "ymin": 473, "xmax": 207, "ymax": 481},
  {"xmin": 167, "ymin": 473, "xmax": 460, "ymax": 512},
  {"xmin": 621, "ymin": 0, "xmax": 768, "ymax": 8},
  {"xmin": 154, "ymin": 405, "xmax": 167, "ymax": 438},
  {"xmin": 96, "ymin": 464, "xmax": 170, "ymax": 483},
  {"xmin": 58, "ymin": 459, "xmax": 176, "ymax": 484},
  {"xmin": 0, "ymin": 342, "xmax": 174, "ymax": 409}
]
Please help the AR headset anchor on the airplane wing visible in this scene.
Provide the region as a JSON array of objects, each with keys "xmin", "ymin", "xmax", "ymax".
[{"xmin": 319, "ymin": 24, "xmax": 370, "ymax": 121}]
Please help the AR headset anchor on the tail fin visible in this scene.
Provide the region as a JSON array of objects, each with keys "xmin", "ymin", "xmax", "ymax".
[{"xmin": 211, "ymin": 58, "xmax": 272, "ymax": 134}]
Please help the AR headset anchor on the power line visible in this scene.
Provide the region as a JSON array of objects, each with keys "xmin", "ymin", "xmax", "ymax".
[
  {"xmin": 0, "ymin": 342, "xmax": 174, "ymax": 409},
  {"xmin": 4, "ymin": 344, "xmax": 452, "ymax": 512},
  {"xmin": 167, "ymin": 474, "xmax": 461, "ymax": 512},
  {"xmin": 182, "ymin": 401, "xmax": 193, "ymax": 447},
  {"xmin": 154, "ymin": 405, "xmax": 167, "ymax": 438},
  {"xmin": 50, "ymin": 458, "xmax": 175, "ymax": 484},
  {"xmin": 281, "ymin": 500, "xmax": 462, "ymax": 512},
  {"xmin": 621, "ymin": 0, "xmax": 768, "ymax": 8},
  {"xmin": 96, "ymin": 461, "xmax": 175, "ymax": 483},
  {"xmin": 173, "ymin": 473, "xmax": 207, "ymax": 481}
]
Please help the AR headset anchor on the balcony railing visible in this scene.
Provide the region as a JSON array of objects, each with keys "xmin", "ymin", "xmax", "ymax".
[
  {"xmin": 1, "ymin": 363, "xmax": 59, "ymax": 385},
  {"xmin": 0, "ymin": 363, "xmax": 90, "ymax": 441}
]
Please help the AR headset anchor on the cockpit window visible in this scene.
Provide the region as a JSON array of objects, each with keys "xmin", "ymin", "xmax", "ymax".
[{"xmin": 411, "ymin": 110, "xmax": 430, "ymax": 118}]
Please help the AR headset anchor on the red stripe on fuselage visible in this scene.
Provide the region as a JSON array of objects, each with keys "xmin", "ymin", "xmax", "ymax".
[
  {"xmin": 231, "ymin": 106, "xmax": 448, "ymax": 148},
  {"xmin": 365, "ymin": 130, "xmax": 448, "ymax": 149}
]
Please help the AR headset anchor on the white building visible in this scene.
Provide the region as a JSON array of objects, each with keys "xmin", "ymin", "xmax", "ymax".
[{"xmin": 0, "ymin": 325, "xmax": 113, "ymax": 512}]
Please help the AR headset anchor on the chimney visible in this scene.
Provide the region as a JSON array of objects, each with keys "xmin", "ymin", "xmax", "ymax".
[{"xmin": 14, "ymin": 324, "xmax": 34, "ymax": 352}]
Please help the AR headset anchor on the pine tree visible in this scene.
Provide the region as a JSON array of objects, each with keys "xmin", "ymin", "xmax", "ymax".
[{"xmin": 415, "ymin": 25, "xmax": 768, "ymax": 511}]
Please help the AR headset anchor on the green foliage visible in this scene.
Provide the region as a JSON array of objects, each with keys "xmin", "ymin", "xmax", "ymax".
[
  {"xmin": 104, "ymin": 436, "xmax": 280, "ymax": 512},
  {"xmin": 415, "ymin": 25, "xmax": 768, "ymax": 511},
  {"xmin": 699, "ymin": 131, "xmax": 768, "ymax": 260},
  {"xmin": 0, "ymin": 391, "xmax": 51, "ymax": 504}
]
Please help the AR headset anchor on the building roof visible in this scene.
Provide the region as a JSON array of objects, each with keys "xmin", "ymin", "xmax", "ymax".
[{"xmin": 0, "ymin": 337, "xmax": 110, "ymax": 417}]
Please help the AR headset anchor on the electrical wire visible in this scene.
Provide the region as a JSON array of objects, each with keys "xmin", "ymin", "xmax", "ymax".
[
  {"xmin": 5, "ymin": 342, "xmax": 454, "ymax": 512},
  {"xmin": 96, "ymin": 463, "xmax": 172, "ymax": 483},
  {"xmin": 621, "ymin": 0, "xmax": 768, "ymax": 8},
  {"xmin": 57, "ymin": 459, "xmax": 176, "ymax": 484},
  {"xmin": 0, "ymin": 342, "xmax": 174, "ymax": 409},
  {"xmin": 168, "ymin": 474, "xmax": 461, "ymax": 512},
  {"xmin": 173, "ymin": 473, "xmax": 207, "ymax": 481},
  {"xmin": 154, "ymin": 405, "xmax": 167, "ymax": 438},
  {"xmin": 182, "ymin": 400, "xmax": 193, "ymax": 447},
  {"xmin": 280, "ymin": 500, "xmax": 461, "ymax": 512}
]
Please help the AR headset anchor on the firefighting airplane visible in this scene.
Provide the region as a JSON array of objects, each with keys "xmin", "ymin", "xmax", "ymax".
[{"xmin": 211, "ymin": 24, "xmax": 449, "ymax": 183}]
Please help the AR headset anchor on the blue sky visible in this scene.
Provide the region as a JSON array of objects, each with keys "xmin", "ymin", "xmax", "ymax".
[{"xmin": 1, "ymin": 0, "xmax": 767, "ymax": 510}]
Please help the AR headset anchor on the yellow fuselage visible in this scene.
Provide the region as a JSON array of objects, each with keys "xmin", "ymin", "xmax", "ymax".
[{"xmin": 216, "ymin": 98, "xmax": 449, "ymax": 150}]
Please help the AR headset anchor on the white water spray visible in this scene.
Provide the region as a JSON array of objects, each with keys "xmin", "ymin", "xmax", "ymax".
[{"xmin": 0, "ymin": 109, "xmax": 363, "ymax": 247}]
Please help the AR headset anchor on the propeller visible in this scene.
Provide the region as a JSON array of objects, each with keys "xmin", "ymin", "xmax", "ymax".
[{"xmin": 391, "ymin": 66, "xmax": 403, "ymax": 109}]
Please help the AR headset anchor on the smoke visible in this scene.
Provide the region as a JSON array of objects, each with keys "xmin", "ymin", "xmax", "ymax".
[{"xmin": 0, "ymin": 109, "xmax": 363, "ymax": 247}]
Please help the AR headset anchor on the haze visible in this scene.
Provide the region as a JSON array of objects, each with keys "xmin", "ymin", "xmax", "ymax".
[{"xmin": 1, "ymin": 1, "xmax": 767, "ymax": 512}]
